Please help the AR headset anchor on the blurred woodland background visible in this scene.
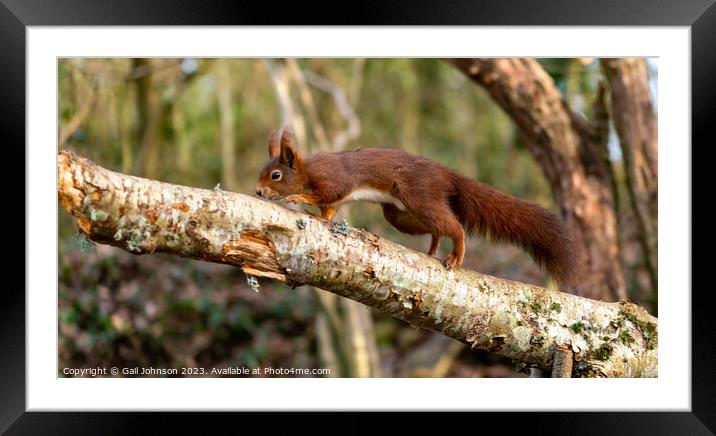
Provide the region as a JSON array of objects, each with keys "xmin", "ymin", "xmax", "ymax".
[{"xmin": 58, "ymin": 58, "xmax": 657, "ymax": 378}]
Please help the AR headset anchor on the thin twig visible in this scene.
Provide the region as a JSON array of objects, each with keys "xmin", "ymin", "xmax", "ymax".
[
  {"xmin": 58, "ymin": 87, "xmax": 97, "ymax": 147},
  {"xmin": 285, "ymin": 59, "xmax": 332, "ymax": 152},
  {"xmin": 263, "ymin": 59, "xmax": 306, "ymax": 144},
  {"xmin": 303, "ymin": 70, "xmax": 361, "ymax": 151}
]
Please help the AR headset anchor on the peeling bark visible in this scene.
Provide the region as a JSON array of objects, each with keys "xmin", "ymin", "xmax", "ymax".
[{"xmin": 58, "ymin": 150, "xmax": 657, "ymax": 377}]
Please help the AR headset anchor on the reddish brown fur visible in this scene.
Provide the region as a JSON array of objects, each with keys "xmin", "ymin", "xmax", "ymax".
[
  {"xmin": 449, "ymin": 173, "xmax": 580, "ymax": 287},
  {"xmin": 256, "ymin": 128, "xmax": 580, "ymax": 287}
]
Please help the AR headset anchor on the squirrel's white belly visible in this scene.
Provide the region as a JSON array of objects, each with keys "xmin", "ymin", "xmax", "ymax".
[{"xmin": 335, "ymin": 188, "xmax": 406, "ymax": 211}]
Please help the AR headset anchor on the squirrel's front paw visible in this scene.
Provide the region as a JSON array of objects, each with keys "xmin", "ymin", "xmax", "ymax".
[
  {"xmin": 306, "ymin": 210, "xmax": 330, "ymax": 221},
  {"xmin": 284, "ymin": 195, "xmax": 301, "ymax": 204}
]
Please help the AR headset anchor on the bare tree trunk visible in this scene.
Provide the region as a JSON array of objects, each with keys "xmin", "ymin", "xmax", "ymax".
[
  {"xmin": 448, "ymin": 58, "xmax": 625, "ymax": 302},
  {"xmin": 601, "ymin": 59, "xmax": 658, "ymax": 297},
  {"xmin": 58, "ymin": 150, "xmax": 657, "ymax": 377},
  {"xmin": 272, "ymin": 61, "xmax": 379, "ymax": 377},
  {"xmin": 131, "ymin": 58, "xmax": 162, "ymax": 179},
  {"xmin": 342, "ymin": 298, "xmax": 374, "ymax": 377},
  {"xmin": 120, "ymin": 90, "xmax": 134, "ymax": 175},
  {"xmin": 216, "ymin": 61, "xmax": 238, "ymax": 192},
  {"xmin": 266, "ymin": 59, "xmax": 351, "ymax": 376},
  {"xmin": 314, "ymin": 312, "xmax": 341, "ymax": 377}
]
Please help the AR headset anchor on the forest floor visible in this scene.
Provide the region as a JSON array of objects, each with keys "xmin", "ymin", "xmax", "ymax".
[{"xmin": 58, "ymin": 232, "xmax": 528, "ymax": 378}]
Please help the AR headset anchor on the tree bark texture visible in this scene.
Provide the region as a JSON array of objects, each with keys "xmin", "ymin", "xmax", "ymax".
[
  {"xmin": 601, "ymin": 59, "xmax": 658, "ymax": 295},
  {"xmin": 58, "ymin": 150, "xmax": 657, "ymax": 377},
  {"xmin": 449, "ymin": 58, "xmax": 625, "ymax": 302}
]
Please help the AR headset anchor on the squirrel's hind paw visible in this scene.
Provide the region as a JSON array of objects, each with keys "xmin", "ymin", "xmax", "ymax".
[{"xmin": 441, "ymin": 254, "xmax": 461, "ymax": 270}]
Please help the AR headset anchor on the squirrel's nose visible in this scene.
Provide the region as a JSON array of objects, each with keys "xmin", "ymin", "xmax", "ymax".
[{"xmin": 256, "ymin": 188, "xmax": 263, "ymax": 197}]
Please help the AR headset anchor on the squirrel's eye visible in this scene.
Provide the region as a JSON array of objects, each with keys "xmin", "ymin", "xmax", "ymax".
[{"xmin": 271, "ymin": 170, "xmax": 282, "ymax": 181}]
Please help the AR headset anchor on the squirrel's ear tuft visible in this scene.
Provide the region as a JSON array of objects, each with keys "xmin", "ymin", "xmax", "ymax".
[
  {"xmin": 280, "ymin": 126, "xmax": 301, "ymax": 169},
  {"xmin": 267, "ymin": 129, "xmax": 280, "ymax": 158}
]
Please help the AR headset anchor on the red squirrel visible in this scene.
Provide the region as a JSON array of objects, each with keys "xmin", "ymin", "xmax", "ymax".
[{"xmin": 256, "ymin": 127, "xmax": 579, "ymax": 287}]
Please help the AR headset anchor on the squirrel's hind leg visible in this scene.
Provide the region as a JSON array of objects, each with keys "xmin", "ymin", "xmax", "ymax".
[
  {"xmin": 401, "ymin": 203, "xmax": 465, "ymax": 270},
  {"xmin": 381, "ymin": 204, "xmax": 440, "ymax": 257},
  {"xmin": 441, "ymin": 232, "xmax": 465, "ymax": 270},
  {"xmin": 381, "ymin": 204, "xmax": 429, "ymax": 235},
  {"xmin": 427, "ymin": 235, "xmax": 441, "ymax": 256}
]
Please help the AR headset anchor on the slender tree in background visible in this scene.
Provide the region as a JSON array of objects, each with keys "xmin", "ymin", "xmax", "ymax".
[
  {"xmin": 265, "ymin": 59, "xmax": 380, "ymax": 377},
  {"xmin": 601, "ymin": 59, "xmax": 658, "ymax": 302},
  {"xmin": 448, "ymin": 58, "xmax": 650, "ymax": 302},
  {"xmin": 132, "ymin": 58, "xmax": 162, "ymax": 179},
  {"xmin": 132, "ymin": 58, "xmax": 187, "ymax": 180},
  {"xmin": 217, "ymin": 61, "xmax": 239, "ymax": 192}
]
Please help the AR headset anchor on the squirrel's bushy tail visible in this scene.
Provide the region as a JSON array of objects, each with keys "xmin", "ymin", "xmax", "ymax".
[{"xmin": 450, "ymin": 175, "xmax": 580, "ymax": 288}]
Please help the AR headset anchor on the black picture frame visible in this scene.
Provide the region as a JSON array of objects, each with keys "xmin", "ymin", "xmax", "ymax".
[{"xmin": 2, "ymin": 0, "xmax": 711, "ymax": 433}]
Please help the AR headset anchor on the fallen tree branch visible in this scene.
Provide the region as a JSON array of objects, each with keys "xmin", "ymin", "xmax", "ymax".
[{"xmin": 58, "ymin": 150, "xmax": 658, "ymax": 377}]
